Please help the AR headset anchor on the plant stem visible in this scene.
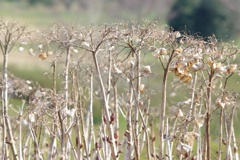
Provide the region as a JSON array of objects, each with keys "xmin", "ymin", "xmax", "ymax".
[
  {"xmin": 204, "ymin": 72, "xmax": 213, "ymax": 160},
  {"xmin": 1, "ymin": 54, "xmax": 7, "ymax": 159},
  {"xmin": 159, "ymin": 67, "xmax": 168, "ymax": 159},
  {"xmin": 226, "ymin": 105, "xmax": 236, "ymax": 160},
  {"xmin": 159, "ymin": 50, "xmax": 174, "ymax": 159},
  {"xmin": 2, "ymin": 52, "xmax": 19, "ymax": 160},
  {"xmin": 217, "ymin": 108, "xmax": 223, "ymax": 160},
  {"xmin": 232, "ymin": 127, "xmax": 239, "ymax": 160},
  {"xmin": 125, "ymin": 62, "xmax": 134, "ymax": 160},
  {"xmin": 134, "ymin": 50, "xmax": 141, "ymax": 160},
  {"xmin": 92, "ymin": 52, "xmax": 118, "ymax": 159}
]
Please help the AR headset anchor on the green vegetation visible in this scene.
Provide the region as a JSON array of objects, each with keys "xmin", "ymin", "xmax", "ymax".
[{"xmin": 168, "ymin": 0, "xmax": 239, "ymax": 40}]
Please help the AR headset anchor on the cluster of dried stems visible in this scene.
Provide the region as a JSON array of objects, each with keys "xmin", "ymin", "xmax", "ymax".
[{"xmin": 0, "ymin": 19, "xmax": 239, "ymax": 160}]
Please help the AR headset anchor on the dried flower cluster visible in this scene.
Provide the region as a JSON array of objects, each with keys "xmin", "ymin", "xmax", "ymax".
[{"xmin": 0, "ymin": 20, "xmax": 239, "ymax": 160}]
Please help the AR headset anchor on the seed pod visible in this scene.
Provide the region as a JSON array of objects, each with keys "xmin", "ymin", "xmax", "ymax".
[
  {"xmin": 95, "ymin": 142, "xmax": 99, "ymax": 149},
  {"xmin": 110, "ymin": 113, "xmax": 115, "ymax": 123},
  {"xmin": 103, "ymin": 115, "xmax": 107, "ymax": 124},
  {"xmin": 102, "ymin": 137, "xmax": 105, "ymax": 142},
  {"xmin": 139, "ymin": 84, "xmax": 145, "ymax": 94},
  {"xmin": 114, "ymin": 132, "xmax": 118, "ymax": 139},
  {"xmin": 142, "ymin": 65, "xmax": 151, "ymax": 74},
  {"xmin": 174, "ymin": 47, "xmax": 183, "ymax": 54},
  {"xmin": 38, "ymin": 53, "xmax": 48, "ymax": 60}
]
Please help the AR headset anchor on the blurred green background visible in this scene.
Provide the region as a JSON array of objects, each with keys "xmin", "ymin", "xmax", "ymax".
[{"xmin": 1, "ymin": 0, "xmax": 239, "ymax": 41}]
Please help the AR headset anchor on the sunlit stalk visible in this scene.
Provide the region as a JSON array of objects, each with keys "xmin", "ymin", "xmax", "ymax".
[{"xmin": 92, "ymin": 51, "xmax": 118, "ymax": 159}]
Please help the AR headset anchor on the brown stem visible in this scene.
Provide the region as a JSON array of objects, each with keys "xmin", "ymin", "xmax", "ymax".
[{"xmin": 204, "ymin": 71, "xmax": 214, "ymax": 160}]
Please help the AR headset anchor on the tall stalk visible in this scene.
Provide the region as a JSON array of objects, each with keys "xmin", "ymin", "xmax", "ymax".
[
  {"xmin": 159, "ymin": 50, "xmax": 174, "ymax": 159},
  {"xmin": 76, "ymin": 81, "xmax": 89, "ymax": 159},
  {"xmin": 48, "ymin": 60, "xmax": 58, "ymax": 160},
  {"xmin": 112, "ymin": 79, "xmax": 119, "ymax": 151},
  {"xmin": 64, "ymin": 47, "xmax": 71, "ymax": 110},
  {"xmin": 159, "ymin": 67, "xmax": 168, "ymax": 158},
  {"xmin": 60, "ymin": 46, "xmax": 71, "ymax": 160},
  {"xmin": 232, "ymin": 128, "xmax": 239, "ymax": 160},
  {"xmin": 226, "ymin": 105, "xmax": 236, "ymax": 160},
  {"xmin": 85, "ymin": 73, "xmax": 94, "ymax": 154},
  {"xmin": 92, "ymin": 51, "xmax": 118, "ymax": 159},
  {"xmin": 203, "ymin": 71, "xmax": 214, "ymax": 160},
  {"xmin": 1, "ymin": 53, "xmax": 8, "ymax": 159},
  {"xmin": 0, "ymin": 20, "xmax": 26, "ymax": 160},
  {"xmin": 134, "ymin": 50, "xmax": 141, "ymax": 160},
  {"xmin": 125, "ymin": 75, "xmax": 133, "ymax": 160},
  {"xmin": 189, "ymin": 72, "xmax": 197, "ymax": 116},
  {"xmin": 217, "ymin": 108, "xmax": 223, "ymax": 160}
]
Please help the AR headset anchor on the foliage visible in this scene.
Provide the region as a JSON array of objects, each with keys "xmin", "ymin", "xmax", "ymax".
[
  {"xmin": 28, "ymin": 0, "xmax": 54, "ymax": 6},
  {"xmin": 168, "ymin": 0, "xmax": 236, "ymax": 40},
  {"xmin": 0, "ymin": 20, "xmax": 240, "ymax": 160}
]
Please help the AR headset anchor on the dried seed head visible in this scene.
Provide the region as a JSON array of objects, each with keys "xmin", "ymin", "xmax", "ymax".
[
  {"xmin": 28, "ymin": 113, "xmax": 35, "ymax": 123},
  {"xmin": 216, "ymin": 98, "xmax": 225, "ymax": 109},
  {"xmin": 139, "ymin": 84, "xmax": 145, "ymax": 94},
  {"xmin": 142, "ymin": 65, "xmax": 151, "ymax": 74},
  {"xmin": 153, "ymin": 48, "xmax": 167, "ymax": 58},
  {"xmin": 29, "ymin": 48, "xmax": 35, "ymax": 56},
  {"xmin": 206, "ymin": 58, "xmax": 214, "ymax": 68},
  {"xmin": 150, "ymin": 136, "xmax": 156, "ymax": 142},
  {"xmin": 225, "ymin": 64, "xmax": 237, "ymax": 74},
  {"xmin": 19, "ymin": 46, "xmax": 24, "ymax": 52},
  {"xmin": 47, "ymin": 51, "xmax": 53, "ymax": 56},
  {"xmin": 38, "ymin": 53, "xmax": 48, "ymax": 60},
  {"xmin": 169, "ymin": 106, "xmax": 184, "ymax": 117},
  {"xmin": 180, "ymin": 73, "xmax": 192, "ymax": 83},
  {"xmin": 113, "ymin": 64, "xmax": 122, "ymax": 74},
  {"xmin": 184, "ymin": 132, "xmax": 199, "ymax": 146},
  {"xmin": 66, "ymin": 108, "xmax": 76, "ymax": 118},
  {"xmin": 174, "ymin": 47, "xmax": 183, "ymax": 54},
  {"xmin": 180, "ymin": 38, "xmax": 184, "ymax": 44},
  {"xmin": 176, "ymin": 142, "xmax": 192, "ymax": 155},
  {"xmin": 139, "ymin": 101, "xmax": 144, "ymax": 108},
  {"xmin": 195, "ymin": 114, "xmax": 205, "ymax": 128},
  {"xmin": 190, "ymin": 63, "xmax": 204, "ymax": 72},
  {"xmin": 82, "ymin": 41, "xmax": 90, "ymax": 47},
  {"xmin": 175, "ymin": 31, "xmax": 181, "ymax": 38},
  {"xmin": 38, "ymin": 44, "xmax": 43, "ymax": 49}
]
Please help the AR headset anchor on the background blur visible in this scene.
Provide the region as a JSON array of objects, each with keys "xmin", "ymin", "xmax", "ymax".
[{"xmin": 1, "ymin": 0, "xmax": 240, "ymax": 41}]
